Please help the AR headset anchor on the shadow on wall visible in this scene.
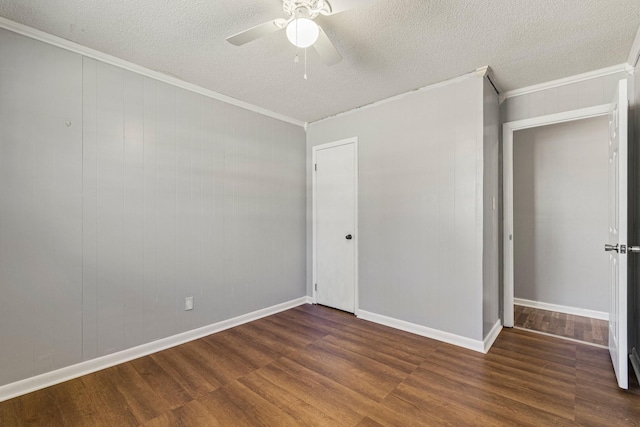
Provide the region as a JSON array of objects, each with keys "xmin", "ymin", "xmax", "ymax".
[{"xmin": 513, "ymin": 130, "xmax": 537, "ymax": 304}]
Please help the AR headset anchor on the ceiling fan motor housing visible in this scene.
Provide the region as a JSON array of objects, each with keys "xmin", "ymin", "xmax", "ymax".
[
  {"xmin": 226, "ymin": 0, "xmax": 345, "ymax": 66},
  {"xmin": 283, "ymin": 0, "xmax": 332, "ymax": 19}
]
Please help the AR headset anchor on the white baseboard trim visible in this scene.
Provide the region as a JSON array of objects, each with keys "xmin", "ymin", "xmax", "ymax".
[
  {"xmin": 514, "ymin": 298, "xmax": 608, "ymax": 321},
  {"xmin": 630, "ymin": 348, "xmax": 640, "ymax": 385},
  {"xmin": 0, "ymin": 296, "xmax": 309, "ymax": 403},
  {"xmin": 356, "ymin": 310, "xmax": 487, "ymax": 354},
  {"xmin": 483, "ymin": 320, "xmax": 502, "ymax": 353},
  {"xmin": 304, "ymin": 295, "xmax": 313, "ymax": 304},
  {"xmin": 513, "ymin": 327, "xmax": 608, "ymax": 349}
]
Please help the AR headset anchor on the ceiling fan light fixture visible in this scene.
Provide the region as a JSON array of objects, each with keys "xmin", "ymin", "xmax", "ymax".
[{"xmin": 286, "ymin": 18, "xmax": 319, "ymax": 48}]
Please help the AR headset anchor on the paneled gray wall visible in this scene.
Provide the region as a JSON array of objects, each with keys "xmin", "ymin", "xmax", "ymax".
[
  {"xmin": 0, "ymin": 29, "xmax": 306, "ymax": 387},
  {"xmin": 307, "ymin": 75, "xmax": 488, "ymax": 341},
  {"xmin": 513, "ymin": 117, "xmax": 609, "ymax": 312},
  {"xmin": 483, "ymin": 79, "xmax": 500, "ymax": 337},
  {"xmin": 0, "ymin": 29, "xmax": 83, "ymax": 385}
]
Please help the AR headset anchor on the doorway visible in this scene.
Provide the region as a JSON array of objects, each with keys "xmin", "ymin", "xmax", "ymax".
[
  {"xmin": 312, "ymin": 138, "xmax": 358, "ymax": 313},
  {"xmin": 503, "ymin": 104, "xmax": 610, "ymax": 327},
  {"xmin": 504, "ymin": 79, "xmax": 632, "ymax": 389},
  {"xmin": 511, "ymin": 115, "xmax": 610, "ymax": 347}
]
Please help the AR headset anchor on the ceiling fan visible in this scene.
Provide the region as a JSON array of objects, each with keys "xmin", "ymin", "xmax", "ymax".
[{"xmin": 226, "ymin": 0, "xmax": 373, "ymax": 66}]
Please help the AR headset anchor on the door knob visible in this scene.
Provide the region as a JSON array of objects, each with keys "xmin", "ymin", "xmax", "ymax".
[
  {"xmin": 629, "ymin": 246, "xmax": 640, "ymax": 253},
  {"xmin": 345, "ymin": 234, "xmax": 353, "ymax": 240},
  {"xmin": 604, "ymin": 244, "xmax": 619, "ymax": 252}
]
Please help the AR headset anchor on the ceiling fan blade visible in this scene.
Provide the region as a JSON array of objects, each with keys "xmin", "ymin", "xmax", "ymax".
[
  {"xmin": 226, "ymin": 19, "xmax": 286, "ymax": 46},
  {"xmin": 324, "ymin": 0, "xmax": 375, "ymax": 15},
  {"xmin": 313, "ymin": 27, "xmax": 342, "ymax": 66}
]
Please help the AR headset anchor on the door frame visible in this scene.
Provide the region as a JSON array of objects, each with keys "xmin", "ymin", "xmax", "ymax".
[
  {"xmin": 312, "ymin": 137, "xmax": 359, "ymax": 313},
  {"xmin": 502, "ymin": 104, "xmax": 610, "ymax": 327}
]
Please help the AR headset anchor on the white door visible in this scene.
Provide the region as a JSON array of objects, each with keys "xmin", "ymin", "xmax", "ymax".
[
  {"xmin": 313, "ymin": 139, "xmax": 357, "ymax": 313},
  {"xmin": 605, "ymin": 79, "xmax": 628, "ymax": 389}
]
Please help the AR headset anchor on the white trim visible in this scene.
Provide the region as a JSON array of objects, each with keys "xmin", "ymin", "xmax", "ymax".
[
  {"xmin": 475, "ymin": 76, "xmax": 486, "ymax": 343},
  {"xmin": 357, "ymin": 310, "xmax": 488, "ymax": 354},
  {"xmin": 308, "ymin": 71, "xmax": 479, "ymax": 126},
  {"xmin": 0, "ymin": 16, "xmax": 305, "ymax": 128},
  {"xmin": 500, "ymin": 64, "xmax": 628, "ymax": 101},
  {"xmin": 502, "ymin": 104, "xmax": 611, "ymax": 327},
  {"xmin": 476, "ymin": 65, "xmax": 501, "ymax": 95},
  {"xmin": 627, "ymin": 24, "xmax": 640, "ymax": 68},
  {"xmin": 514, "ymin": 298, "xmax": 609, "ymax": 321},
  {"xmin": 513, "ymin": 327, "xmax": 608, "ymax": 349},
  {"xmin": 0, "ymin": 296, "xmax": 308, "ymax": 403},
  {"xmin": 483, "ymin": 320, "xmax": 503, "ymax": 353},
  {"xmin": 311, "ymin": 138, "xmax": 359, "ymax": 313},
  {"xmin": 475, "ymin": 66, "xmax": 490, "ymax": 78},
  {"xmin": 631, "ymin": 348, "xmax": 640, "ymax": 385},
  {"xmin": 613, "ymin": 80, "xmax": 629, "ymax": 390}
]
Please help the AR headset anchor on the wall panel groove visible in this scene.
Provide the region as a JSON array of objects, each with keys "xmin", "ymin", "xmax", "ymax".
[{"xmin": 0, "ymin": 29, "xmax": 306, "ymax": 389}]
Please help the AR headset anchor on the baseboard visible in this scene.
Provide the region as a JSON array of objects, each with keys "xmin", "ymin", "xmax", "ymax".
[
  {"xmin": 514, "ymin": 298, "xmax": 608, "ymax": 321},
  {"xmin": 483, "ymin": 320, "xmax": 503, "ymax": 353},
  {"xmin": 304, "ymin": 295, "xmax": 313, "ymax": 304},
  {"xmin": 356, "ymin": 310, "xmax": 487, "ymax": 353},
  {"xmin": 0, "ymin": 296, "xmax": 309, "ymax": 403},
  {"xmin": 513, "ymin": 326, "xmax": 608, "ymax": 349},
  {"xmin": 631, "ymin": 348, "xmax": 640, "ymax": 385}
]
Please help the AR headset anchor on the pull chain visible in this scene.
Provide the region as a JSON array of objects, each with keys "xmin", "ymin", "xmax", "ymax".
[{"xmin": 291, "ymin": 9, "xmax": 307, "ymax": 80}]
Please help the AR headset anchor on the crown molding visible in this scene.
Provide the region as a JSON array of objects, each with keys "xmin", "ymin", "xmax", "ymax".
[
  {"xmin": 627, "ymin": 24, "xmax": 640, "ymax": 68},
  {"xmin": 476, "ymin": 65, "xmax": 500, "ymax": 95},
  {"xmin": 309, "ymin": 70, "xmax": 479, "ymax": 127},
  {"xmin": 0, "ymin": 16, "xmax": 306, "ymax": 128},
  {"xmin": 475, "ymin": 65, "xmax": 490, "ymax": 77},
  {"xmin": 500, "ymin": 63, "xmax": 629, "ymax": 101}
]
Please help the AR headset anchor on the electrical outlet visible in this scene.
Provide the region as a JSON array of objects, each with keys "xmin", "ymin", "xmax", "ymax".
[{"xmin": 185, "ymin": 296, "xmax": 194, "ymax": 311}]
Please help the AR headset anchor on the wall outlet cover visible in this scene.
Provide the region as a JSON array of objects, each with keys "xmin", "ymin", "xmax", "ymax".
[{"xmin": 185, "ymin": 296, "xmax": 194, "ymax": 311}]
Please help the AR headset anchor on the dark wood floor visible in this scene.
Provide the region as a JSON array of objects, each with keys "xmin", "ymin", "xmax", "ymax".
[
  {"xmin": 514, "ymin": 304, "xmax": 609, "ymax": 347},
  {"xmin": 1, "ymin": 304, "xmax": 639, "ymax": 426}
]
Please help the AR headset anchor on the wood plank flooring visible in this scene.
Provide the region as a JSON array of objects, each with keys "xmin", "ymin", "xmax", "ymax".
[
  {"xmin": 514, "ymin": 304, "xmax": 609, "ymax": 347},
  {"xmin": 1, "ymin": 304, "xmax": 639, "ymax": 426}
]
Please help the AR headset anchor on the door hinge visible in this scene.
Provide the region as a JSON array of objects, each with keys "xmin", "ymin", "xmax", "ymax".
[
  {"xmin": 314, "ymin": 163, "xmax": 317, "ymax": 171},
  {"xmin": 315, "ymin": 283, "xmax": 317, "ymax": 291}
]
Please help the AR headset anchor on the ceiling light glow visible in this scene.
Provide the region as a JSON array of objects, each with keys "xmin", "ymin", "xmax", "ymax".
[{"xmin": 286, "ymin": 18, "xmax": 319, "ymax": 48}]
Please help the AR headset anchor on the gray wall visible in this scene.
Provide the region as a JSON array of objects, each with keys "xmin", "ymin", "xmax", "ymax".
[
  {"xmin": 0, "ymin": 29, "xmax": 306, "ymax": 387},
  {"xmin": 483, "ymin": 78, "xmax": 500, "ymax": 337},
  {"xmin": 513, "ymin": 117, "xmax": 609, "ymax": 312},
  {"xmin": 307, "ymin": 74, "xmax": 490, "ymax": 341}
]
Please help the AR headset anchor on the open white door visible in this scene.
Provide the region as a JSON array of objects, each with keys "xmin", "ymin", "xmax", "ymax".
[
  {"xmin": 313, "ymin": 138, "xmax": 357, "ymax": 313},
  {"xmin": 604, "ymin": 79, "xmax": 629, "ymax": 390}
]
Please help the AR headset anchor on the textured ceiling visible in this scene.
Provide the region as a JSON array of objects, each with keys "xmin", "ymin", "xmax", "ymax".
[{"xmin": 0, "ymin": 0, "xmax": 639, "ymax": 123}]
